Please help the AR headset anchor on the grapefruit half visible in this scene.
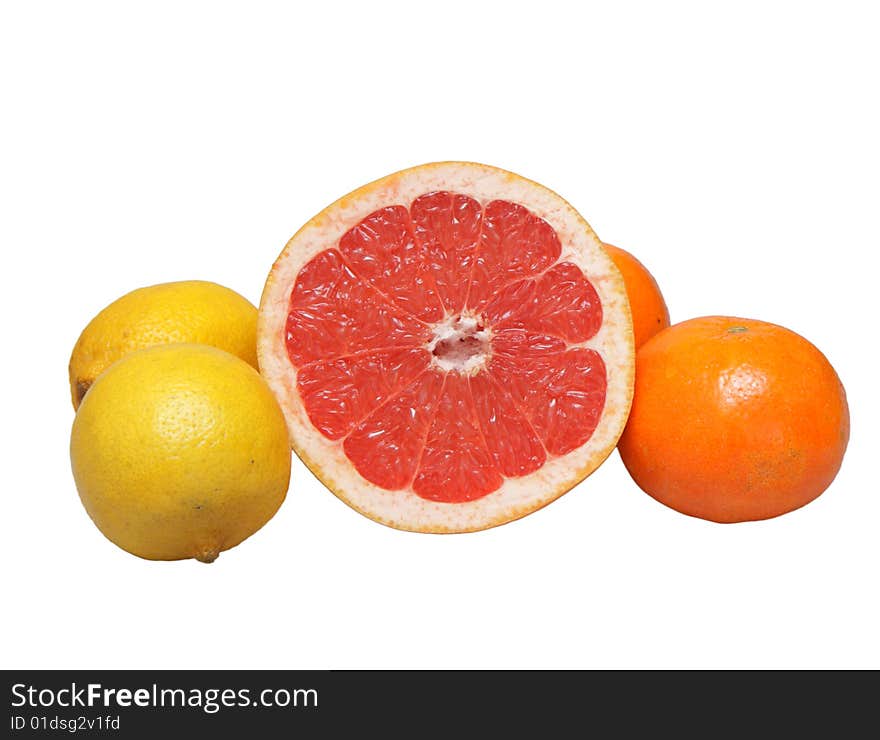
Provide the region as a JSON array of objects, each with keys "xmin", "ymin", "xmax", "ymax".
[{"xmin": 258, "ymin": 162, "xmax": 634, "ymax": 532}]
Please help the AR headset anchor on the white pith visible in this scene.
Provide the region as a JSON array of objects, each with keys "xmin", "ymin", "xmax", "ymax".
[
  {"xmin": 426, "ymin": 312, "xmax": 492, "ymax": 374},
  {"xmin": 258, "ymin": 162, "xmax": 634, "ymax": 533}
]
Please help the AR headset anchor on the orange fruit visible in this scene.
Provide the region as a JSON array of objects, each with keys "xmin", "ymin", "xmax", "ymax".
[
  {"xmin": 258, "ymin": 162, "xmax": 635, "ymax": 532},
  {"xmin": 618, "ymin": 316, "xmax": 849, "ymax": 523},
  {"xmin": 602, "ymin": 243, "xmax": 670, "ymax": 349}
]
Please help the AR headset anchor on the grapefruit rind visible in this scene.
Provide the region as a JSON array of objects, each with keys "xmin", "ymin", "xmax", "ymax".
[{"xmin": 258, "ymin": 162, "xmax": 634, "ymax": 532}]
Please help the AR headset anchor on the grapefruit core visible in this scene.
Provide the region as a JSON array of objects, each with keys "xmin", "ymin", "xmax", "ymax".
[{"xmin": 258, "ymin": 163, "xmax": 634, "ymax": 532}]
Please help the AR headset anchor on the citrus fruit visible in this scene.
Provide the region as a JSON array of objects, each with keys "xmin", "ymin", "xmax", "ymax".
[
  {"xmin": 70, "ymin": 344, "xmax": 291, "ymax": 562},
  {"xmin": 602, "ymin": 243, "xmax": 670, "ymax": 349},
  {"xmin": 258, "ymin": 162, "xmax": 634, "ymax": 532},
  {"xmin": 618, "ymin": 316, "xmax": 849, "ymax": 523},
  {"xmin": 69, "ymin": 280, "xmax": 258, "ymax": 409}
]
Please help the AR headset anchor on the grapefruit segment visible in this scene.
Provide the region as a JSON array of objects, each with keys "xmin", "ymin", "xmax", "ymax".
[
  {"xmin": 412, "ymin": 374, "xmax": 503, "ymax": 503},
  {"xmin": 466, "ymin": 199, "xmax": 562, "ymax": 311},
  {"xmin": 469, "ymin": 372, "xmax": 546, "ymax": 478},
  {"xmin": 259, "ymin": 162, "xmax": 634, "ymax": 532},
  {"xmin": 338, "ymin": 205, "xmax": 445, "ymax": 323},
  {"xmin": 285, "ymin": 249, "xmax": 429, "ymax": 366},
  {"xmin": 490, "ymin": 333, "xmax": 607, "ymax": 456},
  {"xmin": 297, "ymin": 347, "xmax": 431, "ymax": 440},
  {"xmin": 482, "ymin": 261, "xmax": 602, "ymax": 341},
  {"xmin": 410, "ymin": 191, "xmax": 483, "ymax": 315},
  {"xmin": 343, "ymin": 371, "xmax": 444, "ymax": 490}
]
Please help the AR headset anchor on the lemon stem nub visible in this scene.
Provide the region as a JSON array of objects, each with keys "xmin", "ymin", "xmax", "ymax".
[{"xmin": 195, "ymin": 547, "xmax": 220, "ymax": 564}]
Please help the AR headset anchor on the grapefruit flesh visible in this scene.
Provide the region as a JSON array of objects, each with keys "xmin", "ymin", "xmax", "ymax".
[{"xmin": 259, "ymin": 163, "xmax": 633, "ymax": 532}]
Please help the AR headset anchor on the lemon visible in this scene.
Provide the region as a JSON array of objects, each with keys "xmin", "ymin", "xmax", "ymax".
[
  {"xmin": 69, "ymin": 280, "xmax": 257, "ymax": 409},
  {"xmin": 70, "ymin": 344, "xmax": 291, "ymax": 562}
]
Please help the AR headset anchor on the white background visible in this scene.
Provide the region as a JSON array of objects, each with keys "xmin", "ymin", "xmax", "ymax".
[{"xmin": 2, "ymin": 1, "xmax": 877, "ymax": 669}]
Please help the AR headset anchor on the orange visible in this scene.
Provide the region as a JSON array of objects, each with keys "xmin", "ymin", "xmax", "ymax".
[
  {"xmin": 258, "ymin": 162, "xmax": 635, "ymax": 532},
  {"xmin": 602, "ymin": 243, "xmax": 670, "ymax": 349},
  {"xmin": 618, "ymin": 316, "xmax": 849, "ymax": 522}
]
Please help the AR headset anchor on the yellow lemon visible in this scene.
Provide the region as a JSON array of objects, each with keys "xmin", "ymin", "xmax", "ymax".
[
  {"xmin": 70, "ymin": 344, "xmax": 291, "ymax": 562},
  {"xmin": 69, "ymin": 280, "xmax": 258, "ymax": 409}
]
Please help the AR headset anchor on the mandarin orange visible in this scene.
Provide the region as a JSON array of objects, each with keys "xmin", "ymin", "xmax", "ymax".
[
  {"xmin": 618, "ymin": 316, "xmax": 849, "ymax": 522},
  {"xmin": 603, "ymin": 243, "xmax": 670, "ymax": 349}
]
